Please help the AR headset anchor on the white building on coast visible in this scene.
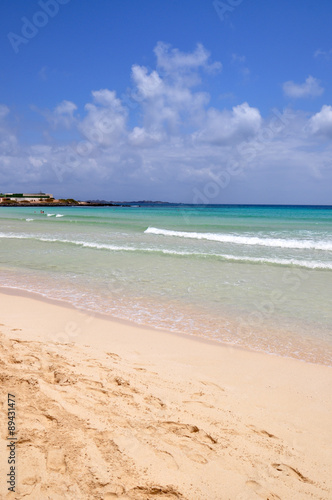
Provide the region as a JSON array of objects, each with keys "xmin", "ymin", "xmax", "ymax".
[{"xmin": 0, "ymin": 193, "xmax": 54, "ymax": 202}]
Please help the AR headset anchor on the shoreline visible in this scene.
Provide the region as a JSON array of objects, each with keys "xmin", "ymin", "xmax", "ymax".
[
  {"xmin": 0, "ymin": 289, "xmax": 332, "ymax": 498},
  {"xmin": 0, "ymin": 286, "xmax": 228, "ymax": 349},
  {"xmin": 0, "ymin": 285, "xmax": 326, "ymax": 368}
]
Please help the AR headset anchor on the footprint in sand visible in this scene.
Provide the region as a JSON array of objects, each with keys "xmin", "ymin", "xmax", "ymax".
[
  {"xmin": 154, "ymin": 449, "xmax": 179, "ymax": 470},
  {"xmin": 102, "ymin": 484, "xmax": 126, "ymax": 498},
  {"xmin": 128, "ymin": 485, "xmax": 183, "ymax": 498},
  {"xmin": 54, "ymin": 371, "xmax": 76, "ymax": 386},
  {"xmin": 249, "ymin": 425, "xmax": 278, "ymax": 439},
  {"xmin": 271, "ymin": 463, "xmax": 314, "ymax": 483},
  {"xmin": 47, "ymin": 448, "xmax": 67, "ymax": 473},
  {"xmin": 245, "ymin": 480, "xmax": 281, "ymax": 499},
  {"xmin": 156, "ymin": 421, "xmax": 219, "ymax": 464},
  {"xmin": 144, "ymin": 395, "xmax": 166, "ymax": 409},
  {"xmin": 106, "ymin": 352, "xmax": 121, "ymax": 360},
  {"xmin": 199, "ymin": 380, "xmax": 225, "ymax": 391},
  {"xmin": 183, "ymin": 400, "xmax": 213, "ymax": 408},
  {"xmin": 181, "ymin": 445, "xmax": 208, "ymax": 464},
  {"xmin": 160, "ymin": 421, "xmax": 217, "ymax": 444}
]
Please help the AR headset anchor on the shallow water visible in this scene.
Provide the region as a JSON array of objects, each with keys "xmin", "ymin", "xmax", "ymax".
[{"xmin": 1, "ymin": 204, "xmax": 331, "ymax": 364}]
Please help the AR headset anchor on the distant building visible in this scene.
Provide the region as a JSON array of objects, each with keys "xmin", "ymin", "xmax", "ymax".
[{"xmin": 0, "ymin": 193, "xmax": 54, "ymax": 202}]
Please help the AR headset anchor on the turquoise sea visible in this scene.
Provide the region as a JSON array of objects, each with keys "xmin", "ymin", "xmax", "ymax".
[{"xmin": 0, "ymin": 205, "xmax": 331, "ymax": 365}]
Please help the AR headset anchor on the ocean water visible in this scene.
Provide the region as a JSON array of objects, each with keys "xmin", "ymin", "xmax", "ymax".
[{"xmin": 0, "ymin": 205, "xmax": 331, "ymax": 365}]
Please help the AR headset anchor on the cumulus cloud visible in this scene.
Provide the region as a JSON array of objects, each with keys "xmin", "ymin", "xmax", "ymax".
[
  {"xmin": 309, "ymin": 105, "xmax": 332, "ymax": 137},
  {"xmin": 128, "ymin": 127, "xmax": 164, "ymax": 147},
  {"xmin": 78, "ymin": 89, "xmax": 128, "ymax": 146},
  {"xmin": 53, "ymin": 100, "xmax": 77, "ymax": 128},
  {"xmin": 35, "ymin": 100, "xmax": 78, "ymax": 129},
  {"xmin": 193, "ymin": 102, "xmax": 262, "ymax": 145},
  {"xmin": 55, "ymin": 100, "xmax": 77, "ymax": 116},
  {"xmin": 130, "ymin": 45, "xmax": 213, "ymax": 135},
  {"xmin": 283, "ymin": 75, "xmax": 324, "ymax": 98},
  {"xmin": 131, "ymin": 65, "xmax": 164, "ymax": 99}
]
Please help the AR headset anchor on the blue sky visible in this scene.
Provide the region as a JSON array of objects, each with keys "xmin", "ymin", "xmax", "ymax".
[{"xmin": 1, "ymin": 0, "xmax": 332, "ymax": 203}]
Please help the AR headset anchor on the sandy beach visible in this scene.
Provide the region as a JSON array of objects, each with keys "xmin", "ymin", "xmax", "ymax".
[{"xmin": 0, "ymin": 288, "xmax": 332, "ymax": 499}]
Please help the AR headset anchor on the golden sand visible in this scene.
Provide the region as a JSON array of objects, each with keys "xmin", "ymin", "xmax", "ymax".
[{"xmin": 0, "ymin": 289, "xmax": 332, "ymax": 499}]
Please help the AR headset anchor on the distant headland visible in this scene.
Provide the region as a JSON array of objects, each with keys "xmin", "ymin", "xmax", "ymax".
[{"xmin": 0, "ymin": 192, "xmax": 172, "ymax": 207}]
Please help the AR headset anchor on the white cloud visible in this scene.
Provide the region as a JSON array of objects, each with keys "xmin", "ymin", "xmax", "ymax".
[
  {"xmin": 231, "ymin": 53, "xmax": 250, "ymax": 78},
  {"xmin": 309, "ymin": 105, "xmax": 332, "ymax": 137},
  {"xmin": 154, "ymin": 42, "xmax": 222, "ymax": 76},
  {"xmin": 131, "ymin": 65, "xmax": 164, "ymax": 98},
  {"xmin": 78, "ymin": 90, "xmax": 128, "ymax": 146},
  {"xmin": 130, "ymin": 47, "xmax": 212, "ymax": 135},
  {"xmin": 128, "ymin": 127, "xmax": 164, "ymax": 147},
  {"xmin": 38, "ymin": 66, "xmax": 48, "ymax": 81},
  {"xmin": 0, "ymin": 104, "xmax": 10, "ymax": 119},
  {"xmin": 53, "ymin": 100, "xmax": 77, "ymax": 128},
  {"xmin": 90, "ymin": 89, "xmax": 123, "ymax": 108},
  {"xmin": 314, "ymin": 48, "xmax": 332, "ymax": 60},
  {"xmin": 1, "ymin": 43, "xmax": 332, "ymax": 203},
  {"xmin": 232, "ymin": 53, "xmax": 246, "ymax": 64},
  {"xmin": 283, "ymin": 76, "xmax": 324, "ymax": 98},
  {"xmin": 54, "ymin": 100, "xmax": 77, "ymax": 116},
  {"xmin": 38, "ymin": 100, "xmax": 77, "ymax": 129},
  {"xmin": 28, "ymin": 156, "xmax": 47, "ymax": 168},
  {"xmin": 193, "ymin": 102, "xmax": 262, "ymax": 145},
  {"xmin": 0, "ymin": 105, "xmax": 17, "ymax": 153}
]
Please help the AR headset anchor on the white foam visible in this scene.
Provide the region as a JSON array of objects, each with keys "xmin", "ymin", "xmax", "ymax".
[
  {"xmin": 144, "ymin": 227, "xmax": 332, "ymax": 251},
  {"xmin": 55, "ymin": 214, "xmax": 64, "ymax": 217},
  {"xmin": 1, "ymin": 233, "xmax": 331, "ymax": 270},
  {"xmin": 47, "ymin": 214, "xmax": 55, "ymax": 217},
  {"xmin": 217, "ymin": 254, "xmax": 332, "ymax": 270},
  {"xmin": 25, "ymin": 219, "xmax": 34, "ymax": 222}
]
